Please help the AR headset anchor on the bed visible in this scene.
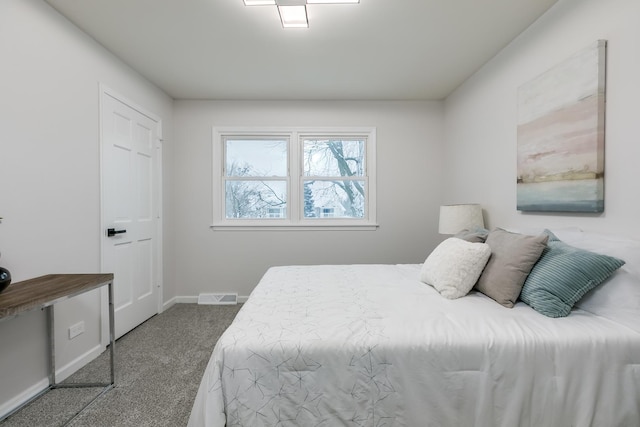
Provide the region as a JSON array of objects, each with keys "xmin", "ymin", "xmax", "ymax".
[{"xmin": 188, "ymin": 229, "xmax": 640, "ymax": 426}]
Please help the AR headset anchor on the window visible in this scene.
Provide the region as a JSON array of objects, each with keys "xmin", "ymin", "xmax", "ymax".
[
  {"xmin": 212, "ymin": 127, "xmax": 377, "ymax": 230},
  {"xmin": 303, "ymin": 137, "xmax": 366, "ymax": 220},
  {"xmin": 224, "ymin": 137, "xmax": 288, "ymax": 220}
]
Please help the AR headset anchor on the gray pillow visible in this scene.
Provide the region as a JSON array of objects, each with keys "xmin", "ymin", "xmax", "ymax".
[
  {"xmin": 454, "ymin": 227, "xmax": 490, "ymax": 243},
  {"xmin": 520, "ymin": 230, "xmax": 625, "ymax": 318},
  {"xmin": 475, "ymin": 228, "xmax": 548, "ymax": 308}
]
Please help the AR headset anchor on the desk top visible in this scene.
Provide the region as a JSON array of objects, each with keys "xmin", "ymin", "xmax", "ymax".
[{"xmin": 0, "ymin": 274, "xmax": 114, "ymax": 319}]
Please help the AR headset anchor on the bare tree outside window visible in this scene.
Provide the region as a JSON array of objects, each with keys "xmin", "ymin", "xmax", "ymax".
[
  {"xmin": 224, "ymin": 138, "xmax": 288, "ymax": 219},
  {"xmin": 303, "ymin": 139, "xmax": 366, "ymax": 219},
  {"xmin": 225, "ymin": 162, "xmax": 287, "ymax": 218}
]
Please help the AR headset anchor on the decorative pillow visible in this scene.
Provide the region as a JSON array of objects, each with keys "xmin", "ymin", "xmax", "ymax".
[
  {"xmin": 474, "ymin": 228, "xmax": 548, "ymax": 308},
  {"xmin": 541, "ymin": 229, "xmax": 640, "ymax": 332},
  {"xmin": 454, "ymin": 227, "xmax": 490, "ymax": 243},
  {"xmin": 420, "ymin": 238, "xmax": 491, "ymax": 299},
  {"xmin": 519, "ymin": 230, "xmax": 626, "ymax": 318}
]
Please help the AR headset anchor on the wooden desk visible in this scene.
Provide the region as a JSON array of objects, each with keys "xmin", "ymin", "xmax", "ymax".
[{"xmin": 0, "ymin": 274, "xmax": 115, "ymax": 424}]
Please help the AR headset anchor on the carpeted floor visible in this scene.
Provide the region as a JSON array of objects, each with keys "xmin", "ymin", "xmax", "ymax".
[{"xmin": 1, "ymin": 303, "xmax": 242, "ymax": 427}]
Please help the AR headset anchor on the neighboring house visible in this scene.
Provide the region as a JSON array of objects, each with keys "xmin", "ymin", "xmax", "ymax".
[{"xmin": 316, "ymin": 207, "xmax": 337, "ymax": 218}]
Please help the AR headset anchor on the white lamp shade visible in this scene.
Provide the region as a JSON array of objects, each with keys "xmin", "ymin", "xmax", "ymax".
[{"xmin": 438, "ymin": 204, "xmax": 484, "ymax": 234}]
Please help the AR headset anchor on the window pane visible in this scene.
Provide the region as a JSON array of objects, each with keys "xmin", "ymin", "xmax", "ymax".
[
  {"xmin": 226, "ymin": 139, "xmax": 287, "ymax": 177},
  {"xmin": 303, "ymin": 139, "xmax": 365, "ymax": 177},
  {"xmin": 225, "ymin": 180, "xmax": 287, "ymax": 219},
  {"xmin": 303, "ymin": 180, "xmax": 365, "ymax": 219}
]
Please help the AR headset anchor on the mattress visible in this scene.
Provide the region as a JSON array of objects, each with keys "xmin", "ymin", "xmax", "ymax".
[{"xmin": 188, "ymin": 263, "xmax": 640, "ymax": 427}]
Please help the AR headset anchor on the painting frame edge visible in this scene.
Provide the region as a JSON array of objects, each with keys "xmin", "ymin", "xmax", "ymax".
[{"xmin": 516, "ymin": 39, "xmax": 607, "ymax": 214}]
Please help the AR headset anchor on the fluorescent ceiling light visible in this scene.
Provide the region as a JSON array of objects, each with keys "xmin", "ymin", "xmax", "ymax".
[
  {"xmin": 276, "ymin": 0, "xmax": 306, "ymax": 6},
  {"xmin": 307, "ymin": 0, "xmax": 359, "ymax": 3},
  {"xmin": 244, "ymin": 0, "xmax": 358, "ymax": 28},
  {"xmin": 244, "ymin": 0, "xmax": 276, "ymax": 5},
  {"xmin": 244, "ymin": 0, "xmax": 358, "ymax": 5},
  {"xmin": 278, "ymin": 5, "xmax": 308, "ymax": 28}
]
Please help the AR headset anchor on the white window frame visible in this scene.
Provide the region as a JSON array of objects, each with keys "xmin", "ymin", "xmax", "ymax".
[{"xmin": 212, "ymin": 127, "xmax": 377, "ymax": 231}]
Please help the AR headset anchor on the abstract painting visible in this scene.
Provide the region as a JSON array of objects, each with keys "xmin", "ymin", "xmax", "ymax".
[{"xmin": 517, "ymin": 40, "xmax": 607, "ymax": 212}]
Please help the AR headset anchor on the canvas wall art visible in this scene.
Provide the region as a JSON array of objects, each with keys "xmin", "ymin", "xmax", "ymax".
[{"xmin": 517, "ymin": 40, "xmax": 606, "ymax": 212}]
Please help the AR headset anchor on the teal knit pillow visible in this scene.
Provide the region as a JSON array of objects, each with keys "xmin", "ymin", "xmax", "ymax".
[{"xmin": 520, "ymin": 230, "xmax": 625, "ymax": 318}]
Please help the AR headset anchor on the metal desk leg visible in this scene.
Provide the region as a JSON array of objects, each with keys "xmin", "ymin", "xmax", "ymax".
[
  {"xmin": 53, "ymin": 280, "xmax": 116, "ymax": 426},
  {"xmin": 47, "ymin": 305, "xmax": 56, "ymax": 387}
]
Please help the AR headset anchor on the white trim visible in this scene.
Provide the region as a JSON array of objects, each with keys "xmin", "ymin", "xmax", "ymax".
[
  {"xmin": 0, "ymin": 378, "xmax": 49, "ymax": 419},
  {"xmin": 173, "ymin": 296, "xmax": 250, "ymax": 304},
  {"xmin": 98, "ymin": 84, "xmax": 108, "ymax": 351},
  {"xmin": 100, "ymin": 84, "xmax": 164, "ymax": 125},
  {"xmin": 210, "ymin": 224, "xmax": 378, "ymax": 231},
  {"xmin": 162, "ymin": 296, "xmax": 179, "ymax": 311},
  {"xmin": 212, "ymin": 126, "xmax": 377, "ymax": 229},
  {"xmin": 54, "ymin": 344, "xmax": 104, "ymax": 382},
  {"xmin": 98, "ymin": 83, "xmax": 164, "ymax": 347},
  {"xmin": 174, "ymin": 296, "xmax": 198, "ymax": 304},
  {"xmin": 155, "ymin": 131, "xmax": 164, "ymax": 315},
  {"xmin": 0, "ymin": 341, "xmax": 103, "ymax": 418}
]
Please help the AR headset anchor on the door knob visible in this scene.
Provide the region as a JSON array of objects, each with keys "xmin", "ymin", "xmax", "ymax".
[{"xmin": 107, "ymin": 228, "xmax": 127, "ymax": 237}]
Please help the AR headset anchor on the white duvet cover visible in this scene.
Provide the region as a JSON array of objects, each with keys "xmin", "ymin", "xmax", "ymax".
[{"xmin": 188, "ymin": 264, "xmax": 640, "ymax": 427}]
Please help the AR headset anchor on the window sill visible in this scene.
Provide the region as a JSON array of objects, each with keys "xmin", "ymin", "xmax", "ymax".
[{"xmin": 210, "ymin": 223, "xmax": 379, "ymax": 231}]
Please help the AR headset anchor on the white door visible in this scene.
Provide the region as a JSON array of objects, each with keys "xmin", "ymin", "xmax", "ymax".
[{"xmin": 100, "ymin": 89, "xmax": 161, "ymax": 339}]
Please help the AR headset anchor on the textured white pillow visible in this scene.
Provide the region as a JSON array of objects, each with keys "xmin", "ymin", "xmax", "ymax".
[{"xmin": 420, "ymin": 238, "xmax": 491, "ymax": 299}]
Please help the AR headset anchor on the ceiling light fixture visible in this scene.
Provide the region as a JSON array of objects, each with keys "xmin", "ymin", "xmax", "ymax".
[
  {"xmin": 307, "ymin": 0, "xmax": 359, "ymax": 3},
  {"xmin": 243, "ymin": 0, "xmax": 359, "ymax": 28},
  {"xmin": 244, "ymin": 0, "xmax": 276, "ymax": 5},
  {"xmin": 278, "ymin": 4, "xmax": 308, "ymax": 28}
]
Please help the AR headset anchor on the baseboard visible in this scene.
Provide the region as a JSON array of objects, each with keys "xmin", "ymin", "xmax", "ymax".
[
  {"xmin": 162, "ymin": 296, "xmax": 179, "ymax": 311},
  {"xmin": 0, "ymin": 378, "xmax": 49, "ymax": 420},
  {"xmin": 174, "ymin": 296, "xmax": 198, "ymax": 304},
  {"xmin": 172, "ymin": 295, "xmax": 249, "ymax": 304},
  {"xmin": 1, "ymin": 342, "xmax": 105, "ymax": 419},
  {"xmin": 56, "ymin": 343, "xmax": 104, "ymax": 382}
]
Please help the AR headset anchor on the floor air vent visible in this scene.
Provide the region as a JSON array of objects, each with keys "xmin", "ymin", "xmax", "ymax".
[{"xmin": 198, "ymin": 293, "xmax": 238, "ymax": 305}]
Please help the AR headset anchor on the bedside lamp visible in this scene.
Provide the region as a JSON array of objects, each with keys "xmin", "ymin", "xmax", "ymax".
[{"xmin": 438, "ymin": 204, "xmax": 484, "ymax": 235}]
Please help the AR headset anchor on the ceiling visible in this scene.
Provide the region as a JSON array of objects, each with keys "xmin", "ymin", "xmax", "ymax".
[{"xmin": 45, "ymin": 0, "xmax": 558, "ymax": 101}]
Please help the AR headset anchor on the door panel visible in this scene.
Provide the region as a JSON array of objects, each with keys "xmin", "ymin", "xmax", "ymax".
[
  {"xmin": 138, "ymin": 155, "xmax": 152, "ymax": 220},
  {"xmin": 101, "ymin": 91, "xmax": 159, "ymax": 339},
  {"xmin": 113, "ymin": 242, "xmax": 133, "ymax": 309},
  {"xmin": 135, "ymin": 239, "xmax": 153, "ymax": 300}
]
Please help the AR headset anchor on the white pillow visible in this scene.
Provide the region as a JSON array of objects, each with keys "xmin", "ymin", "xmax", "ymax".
[{"xmin": 420, "ymin": 238, "xmax": 491, "ymax": 299}]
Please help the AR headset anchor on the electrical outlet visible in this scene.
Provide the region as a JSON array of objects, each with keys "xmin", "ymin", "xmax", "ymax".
[{"xmin": 68, "ymin": 321, "xmax": 85, "ymax": 340}]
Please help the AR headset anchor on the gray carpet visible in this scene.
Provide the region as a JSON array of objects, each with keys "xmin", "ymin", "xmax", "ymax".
[{"xmin": 1, "ymin": 303, "xmax": 242, "ymax": 427}]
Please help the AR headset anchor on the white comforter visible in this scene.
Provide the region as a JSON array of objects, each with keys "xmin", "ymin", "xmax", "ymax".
[{"xmin": 188, "ymin": 264, "xmax": 640, "ymax": 427}]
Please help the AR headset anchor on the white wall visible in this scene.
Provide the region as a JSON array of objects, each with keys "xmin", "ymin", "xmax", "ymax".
[
  {"xmin": 443, "ymin": 0, "xmax": 640, "ymax": 238},
  {"xmin": 173, "ymin": 100, "xmax": 444, "ymax": 298},
  {"xmin": 10, "ymin": 0, "xmax": 632, "ymax": 416},
  {"xmin": 0, "ymin": 0, "xmax": 174, "ymax": 414}
]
